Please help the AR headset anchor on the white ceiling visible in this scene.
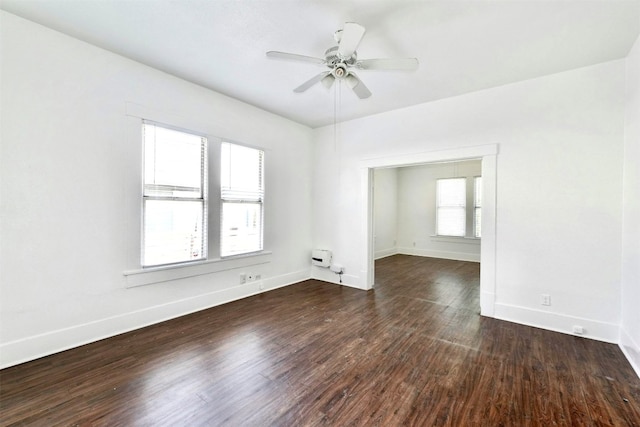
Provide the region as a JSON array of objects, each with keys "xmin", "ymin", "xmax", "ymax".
[{"xmin": 2, "ymin": 0, "xmax": 639, "ymax": 128}]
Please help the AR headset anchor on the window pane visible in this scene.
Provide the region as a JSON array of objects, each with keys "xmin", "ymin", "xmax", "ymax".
[
  {"xmin": 221, "ymin": 142, "xmax": 264, "ymax": 257},
  {"xmin": 221, "ymin": 142, "xmax": 263, "ymax": 198},
  {"xmin": 143, "ymin": 199, "xmax": 205, "ymax": 267},
  {"xmin": 475, "ymin": 207, "xmax": 482, "ymax": 238},
  {"xmin": 437, "ymin": 207, "xmax": 466, "ymax": 236},
  {"xmin": 144, "ymin": 124, "xmax": 204, "ymax": 196},
  {"xmin": 436, "ymin": 178, "xmax": 466, "ymax": 236},
  {"xmin": 221, "ymin": 202, "xmax": 262, "ymax": 256},
  {"xmin": 437, "ymin": 178, "xmax": 466, "ymax": 206}
]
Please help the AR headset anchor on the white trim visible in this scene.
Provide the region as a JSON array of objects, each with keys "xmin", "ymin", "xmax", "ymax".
[
  {"xmin": 360, "ymin": 144, "xmax": 498, "ymax": 312},
  {"xmin": 619, "ymin": 327, "xmax": 640, "ymax": 379},
  {"xmin": 124, "ymin": 252, "xmax": 272, "ymax": 287},
  {"xmin": 358, "ymin": 167, "xmax": 376, "ymax": 289},
  {"xmin": 479, "ymin": 154, "xmax": 497, "ymax": 316},
  {"xmin": 480, "ymin": 291, "xmax": 496, "ymax": 317},
  {"xmin": 310, "ymin": 265, "xmax": 365, "ymax": 290},
  {"xmin": 374, "ymin": 247, "xmax": 398, "ymax": 260},
  {"xmin": 262, "ymin": 269, "xmax": 310, "ymax": 291},
  {"xmin": 311, "ymin": 274, "xmax": 366, "ymax": 290},
  {"xmin": 396, "ymin": 247, "xmax": 480, "ymax": 263},
  {"xmin": 126, "ymin": 102, "xmax": 212, "ymax": 136},
  {"xmin": 494, "ymin": 302, "xmax": 620, "ymax": 344},
  {"xmin": 0, "ymin": 268, "xmax": 309, "ymax": 370},
  {"xmin": 360, "ymin": 144, "xmax": 498, "ymax": 169}
]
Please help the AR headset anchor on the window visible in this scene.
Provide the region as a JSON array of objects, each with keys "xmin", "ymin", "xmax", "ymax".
[
  {"xmin": 220, "ymin": 142, "xmax": 264, "ymax": 257},
  {"xmin": 137, "ymin": 119, "xmax": 265, "ymax": 270},
  {"xmin": 436, "ymin": 178, "xmax": 466, "ymax": 237},
  {"xmin": 474, "ymin": 176, "xmax": 482, "ymax": 238},
  {"xmin": 142, "ymin": 122, "xmax": 207, "ymax": 267}
]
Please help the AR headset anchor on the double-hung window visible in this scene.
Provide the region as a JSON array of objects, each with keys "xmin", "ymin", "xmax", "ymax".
[
  {"xmin": 436, "ymin": 178, "xmax": 466, "ymax": 237},
  {"xmin": 142, "ymin": 122, "xmax": 207, "ymax": 267},
  {"xmin": 220, "ymin": 142, "xmax": 264, "ymax": 257}
]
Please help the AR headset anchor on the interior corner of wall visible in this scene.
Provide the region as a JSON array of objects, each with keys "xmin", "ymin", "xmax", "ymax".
[{"xmin": 620, "ymin": 326, "xmax": 640, "ymax": 379}]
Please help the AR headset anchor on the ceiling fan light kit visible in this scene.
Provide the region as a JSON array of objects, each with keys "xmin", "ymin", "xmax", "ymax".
[{"xmin": 267, "ymin": 22, "xmax": 419, "ymax": 99}]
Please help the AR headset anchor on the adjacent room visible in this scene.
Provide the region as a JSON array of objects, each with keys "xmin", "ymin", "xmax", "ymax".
[{"xmin": 1, "ymin": 0, "xmax": 639, "ymax": 424}]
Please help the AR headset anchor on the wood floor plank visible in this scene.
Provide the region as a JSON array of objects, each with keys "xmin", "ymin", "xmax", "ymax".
[{"xmin": 1, "ymin": 255, "xmax": 639, "ymax": 426}]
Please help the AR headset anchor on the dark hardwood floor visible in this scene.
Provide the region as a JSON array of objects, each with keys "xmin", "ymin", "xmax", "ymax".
[{"xmin": 1, "ymin": 255, "xmax": 639, "ymax": 426}]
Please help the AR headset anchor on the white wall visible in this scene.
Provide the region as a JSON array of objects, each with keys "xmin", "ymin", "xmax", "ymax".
[
  {"xmin": 621, "ymin": 34, "xmax": 640, "ymax": 377},
  {"xmin": 1, "ymin": 10, "xmax": 636, "ymax": 374},
  {"xmin": 312, "ymin": 59, "xmax": 626, "ymax": 343},
  {"xmin": 396, "ymin": 160, "xmax": 481, "ymax": 262},
  {"xmin": 374, "ymin": 160, "xmax": 482, "ymax": 262},
  {"xmin": 0, "ymin": 12, "xmax": 313, "ymax": 368},
  {"xmin": 373, "ymin": 168, "xmax": 397, "ymax": 259}
]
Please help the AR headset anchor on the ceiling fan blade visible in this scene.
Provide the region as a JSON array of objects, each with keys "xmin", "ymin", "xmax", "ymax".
[
  {"xmin": 321, "ymin": 73, "xmax": 335, "ymax": 90},
  {"xmin": 338, "ymin": 22, "xmax": 365, "ymax": 59},
  {"xmin": 266, "ymin": 51, "xmax": 326, "ymax": 65},
  {"xmin": 294, "ymin": 71, "xmax": 332, "ymax": 93},
  {"xmin": 356, "ymin": 58, "xmax": 419, "ymax": 71},
  {"xmin": 345, "ymin": 72, "xmax": 372, "ymax": 99}
]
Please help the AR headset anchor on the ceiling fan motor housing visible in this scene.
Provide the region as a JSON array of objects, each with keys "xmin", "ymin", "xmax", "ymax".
[{"xmin": 325, "ymin": 46, "xmax": 357, "ymax": 66}]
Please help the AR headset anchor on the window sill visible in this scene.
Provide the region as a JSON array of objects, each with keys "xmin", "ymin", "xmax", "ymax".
[{"xmin": 123, "ymin": 251, "xmax": 272, "ymax": 288}]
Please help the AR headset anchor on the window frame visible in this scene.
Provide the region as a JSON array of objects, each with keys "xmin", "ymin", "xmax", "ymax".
[
  {"xmin": 474, "ymin": 176, "xmax": 482, "ymax": 238},
  {"xmin": 122, "ymin": 104, "xmax": 271, "ymax": 288},
  {"xmin": 141, "ymin": 121, "xmax": 208, "ymax": 268},
  {"xmin": 220, "ymin": 141, "xmax": 265, "ymax": 258}
]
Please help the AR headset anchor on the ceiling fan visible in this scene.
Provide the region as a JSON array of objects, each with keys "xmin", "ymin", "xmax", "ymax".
[{"xmin": 266, "ymin": 22, "xmax": 419, "ymax": 99}]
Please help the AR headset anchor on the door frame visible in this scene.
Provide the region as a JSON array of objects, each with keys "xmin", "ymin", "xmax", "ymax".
[{"xmin": 359, "ymin": 144, "xmax": 498, "ymax": 316}]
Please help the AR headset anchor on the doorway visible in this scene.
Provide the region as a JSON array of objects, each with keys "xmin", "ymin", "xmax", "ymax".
[{"xmin": 359, "ymin": 144, "xmax": 497, "ymax": 317}]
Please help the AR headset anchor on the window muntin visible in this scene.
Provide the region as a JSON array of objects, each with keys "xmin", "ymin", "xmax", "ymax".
[
  {"xmin": 220, "ymin": 142, "xmax": 264, "ymax": 257},
  {"xmin": 142, "ymin": 123, "xmax": 207, "ymax": 267},
  {"xmin": 436, "ymin": 177, "xmax": 466, "ymax": 237}
]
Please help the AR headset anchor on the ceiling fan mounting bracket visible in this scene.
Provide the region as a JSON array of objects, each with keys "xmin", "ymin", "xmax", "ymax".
[{"xmin": 334, "ymin": 29, "xmax": 343, "ymax": 43}]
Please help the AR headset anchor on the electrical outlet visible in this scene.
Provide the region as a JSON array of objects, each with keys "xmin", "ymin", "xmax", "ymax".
[
  {"xmin": 541, "ymin": 294, "xmax": 551, "ymax": 306},
  {"xmin": 239, "ymin": 273, "xmax": 247, "ymax": 284},
  {"xmin": 573, "ymin": 325, "xmax": 584, "ymax": 335}
]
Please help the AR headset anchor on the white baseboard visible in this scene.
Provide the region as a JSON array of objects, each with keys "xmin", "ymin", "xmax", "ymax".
[
  {"xmin": 397, "ymin": 247, "xmax": 480, "ymax": 263},
  {"xmin": 480, "ymin": 291, "xmax": 495, "ymax": 317},
  {"xmin": 620, "ymin": 327, "xmax": 640, "ymax": 379},
  {"xmin": 310, "ymin": 266, "xmax": 366, "ymax": 290},
  {"xmin": 337, "ymin": 274, "xmax": 367, "ymax": 290},
  {"xmin": 262, "ymin": 269, "xmax": 311, "ymax": 291},
  {"xmin": 0, "ymin": 269, "xmax": 310, "ymax": 370},
  {"xmin": 374, "ymin": 247, "xmax": 398, "ymax": 260},
  {"xmin": 493, "ymin": 302, "xmax": 619, "ymax": 343}
]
